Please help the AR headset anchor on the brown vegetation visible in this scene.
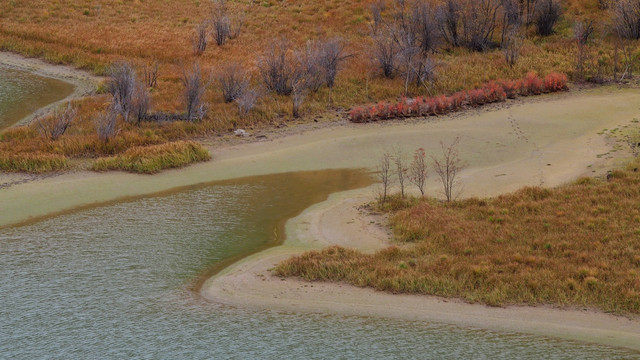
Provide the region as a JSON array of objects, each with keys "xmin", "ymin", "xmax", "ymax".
[{"xmin": 276, "ymin": 161, "xmax": 640, "ymax": 315}]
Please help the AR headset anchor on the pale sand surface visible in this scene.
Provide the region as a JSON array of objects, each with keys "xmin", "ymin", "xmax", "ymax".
[
  {"xmin": 0, "ymin": 51, "xmax": 101, "ymax": 126},
  {"xmin": 2, "ymin": 81, "xmax": 640, "ymax": 348}
]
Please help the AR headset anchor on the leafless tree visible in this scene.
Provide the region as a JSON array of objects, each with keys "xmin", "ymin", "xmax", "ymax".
[
  {"xmin": 217, "ymin": 64, "xmax": 249, "ymax": 103},
  {"xmin": 108, "ymin": 62, "xmax": 136, "ymax": 122},
  {"xmin": 412, "ymin": 56, "xmax": 437, "ymax": 89},
  {"xmin": 411, "ymin": 1, "xmax": 440, "ymax": 53},
  {"xmin": 131, "ymin": 81, "xmax": 150, "ymax": 125},
  {"xmin": 211, "ymin": 1, "xmax": 230, "ymax": 46},
  {"xmin": 574, "ymin": 20, "xmax": 594, "ymax": 80},
  {"xmin": 501, "ymin": 0, "xmax": 521, "ymax": 45},
  {"xmin": 370, "ymin": 0, "xmax": 386, "ymax": 34},
  {"xmin": 460, "ymin": 0, "xmax": 502, "ymax": 52},
  {"xmin": 236, "ymin": 87, "xmax": 260, "ymax": 116},
  {"xmin": 613, "ymin": 0, "xmax": 640, "ymax": 39},
  {"xmin": 291, "ymin": 76, "xmax": 308, "ymax": 118},
  {"xmin": 534, "ymin": 0, "xmax": 561, "ymax": 36},
  {"xmin": 143, "ymin": 61, "xmax": 159, "ymax": 88},
  {"xmin": 295, "ymin": 42, "xmax": 325, "ymax": 93},
  {"xmin": 377, "ymin": 151, "xmax": 394, "ymax": 205},
  {"xmin": 373, "ymin": 29, "xmax": 400, "ymax": 79},
  {"xmin": 317, "ymin": 38, "xmax": 351, "ymax": 104},
  {"xmin": 95, "ymin": 106, "xmax": 119, "ymax": 142},
  {"xmin": 34, "ymin": 103, "xmax": 77, "ymax": 141},
  {"xmin": 395, "ymin": 27, "xmax": 421, "ymax": 94},
  {"xmin": 192, "ymin": 20, "xmax": 209, "ymax": 55},
  {"xmin": 437, "ymin": 0, "xmax": 461, "ymax": 47},
  {"xmin": 520, "ymin": 0, "xmax": 540, "ymax": 25},
  {"xmin": 393, "ymin": 147, "xmax": 408, "ymax": 198},
  {"xmin": 182, "ymin": 63, "xmax": 208, "ymax": 121},
  {"xmin": 431, "ymin": 137, "xmax": 465, "ymax": 202},
  {"xmin": 409, "ymin": 147, "xmax": 428, "ymax": 196},
  {"xmin": 258, "ymin": 38, "xmax": 294, "ymax": 95},
  {"xmin": 503, "ymin": 29, "xmax": 521, "ymax": 67}
]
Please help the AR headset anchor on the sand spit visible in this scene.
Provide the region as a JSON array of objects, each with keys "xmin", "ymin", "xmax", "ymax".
[{"xmin": 0, "ymin": 51, "xmax": 101, "ymax": 126}]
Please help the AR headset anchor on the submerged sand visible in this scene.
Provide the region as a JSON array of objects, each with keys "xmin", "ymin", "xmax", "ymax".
[{"xmin": 1, "ymin": 67, "xmax": 640, "ymax": 350}]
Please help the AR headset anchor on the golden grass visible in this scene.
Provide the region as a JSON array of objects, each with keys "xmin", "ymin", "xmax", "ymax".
[
  {"xmin": 1, "ymin": 0, "xmax": 638, "ymax": 172},
  {"xmin": 91, "ymin": 140, "xmax": 211, "ymax": 174},
  {"xmin": 275, "ymin": 162, "xmax": 640, "ymax": 315},
  {"xmin": 0, "ymin": 152, "xmax": 68, "ymax": 173}
]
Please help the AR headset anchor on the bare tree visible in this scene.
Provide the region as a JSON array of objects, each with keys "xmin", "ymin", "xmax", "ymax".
[
  {"xmin": 34, "ymin": 103, "xmax": 77, "ymax": 141},
  {"xmin": 291, "ymin": 79, "xmax": 307, "ymax": 118},
  {"xmin": 431, "ymin": 137, "xmax": 465, "ymax": 202},
  {"xmin": 503, "ymin": 29, "xmax": 521, "ymax": 67},
  {"xmin": 108, "ymin": 62, "xmax": 136, "ymax": 122},
  {"xmin": 373, "ymin": 30, "xmax": 399, "ymax": 78},
  {"xmin": 317, "ymin": 38, "xmax": 351, "ymax": 105},
  {"xmin": 411, "ymin": 1, "xmax": 440, "ymax": 53},
  {"xmin": 211, "ymin": 1, "xmax": 230, "ymax": 46},
  {"xmin": 192, "ymin": 20, "xmax": 209, "ymax": 55},
  {"xmin": 460, "ymin": 0, "xmax": 503, "ymax": 52},
  {"xmin": 393, "ymin": 147, "xmax": 408, "ymax": 198},
  {"xmin": 409, "ymin": 147, "xmax": 428, "ymax": 196},
  {"xmin": 370, "ymin": 0, "xmax": 386, "ymax": 34},
  {"xmin": 574, "ymin": 20, "xmax": 594, "ymax": 80},
  {"xmin": 182, "ymin": 63, "xmax": 208, "ymax": 121},
  {"xmin": 131, "ymin": 81, "xmax": 150, "ymax": 125},
  {"xmin": 437, "ymin": 0, "xmax": 461, "ymax": 47},
  {"xmin": 377, "ymin": 151, "xmax": 394, "ymax": 205},
  {"xmin": 613, "ymin": 0, "xmax": 640, "ymax": 39},
  {"xmin": 501, "ymin": 0, "xmax": 521, "ymax": 46},
  {"xmin": 143, "ymin": 61, "xmax": 159, "ymax": 88},
  {"xmin": 236, "ymin": 87, "xmax": 260, "ymax": 116},
  {"xmin": 295, "ymin": 42, "xmax": 325, "ymax": 93},
  {"xmin": 258, "ymin": 38, "xmax": 294, "ymax": 95},
  {"xmin": 217, "ymin": 64, "xmax": 249, "ymax": 103},
  {"xmin": 95, "ymin": 106, "xmax": 119, "ymax": 142},
  {"xmin": 534, "ymin": 0, "xmax": 561, "ymax": 36}
]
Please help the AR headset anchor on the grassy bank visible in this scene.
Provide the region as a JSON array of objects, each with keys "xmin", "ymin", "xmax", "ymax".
[
  {"xmin": 92, "ymin": 141, "xmax": 210, "ymax": 174},
  {"xmin": 275, "ymin": 161, "xmax": 640, "ymax": 315}
]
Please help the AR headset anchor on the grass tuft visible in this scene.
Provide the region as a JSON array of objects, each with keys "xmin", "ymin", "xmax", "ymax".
[
  {"xmin": 0, "ymin": 152, "xmax": 68, "ymax": 173},
  {"xmin": 91, "ymin": 141, "xmax": 211, "ymax": 174}
]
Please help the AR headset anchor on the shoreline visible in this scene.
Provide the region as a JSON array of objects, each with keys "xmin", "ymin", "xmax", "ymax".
[
  {"xmin": 1, "ymin": 79, "xmax": 640, "ymax": 348},
  {"xmin": 202, "ymin": 187, "xmax": 640, "ymax": 352},
  {"xmin": 0, "ymin": 51, "xmax": 101, "ymax": 126}
]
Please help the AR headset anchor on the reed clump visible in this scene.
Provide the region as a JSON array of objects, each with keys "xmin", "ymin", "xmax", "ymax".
[
  {"xmin": 276, "ymin": 162, "xmax": 640, "ymax": 315},
  {"xmin": 0, "ymin": 152, "xmax": 69, "ymax": 173},
  {"xmin": 91, "ymin": 141, "xmax": 211, "ymax": 174}
]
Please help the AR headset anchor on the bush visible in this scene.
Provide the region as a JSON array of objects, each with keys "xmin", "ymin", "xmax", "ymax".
[
  {"xmin": 258, "ymin": 38, "xmax": 294, "ymax": 95},
  {"xmin": 613, "ymin": 0, "xmax": 640, "ymax": 39},
  {"xmin": 534, "ymin": 0, "xmax": 561, "ymax": 36},
  {"xmin": 34, "ymin": 103, "xmax": 77, "ymax": 140},
  {"xmin": 91, "ymin": 141, "xmax": 211, "ymax": 174}
]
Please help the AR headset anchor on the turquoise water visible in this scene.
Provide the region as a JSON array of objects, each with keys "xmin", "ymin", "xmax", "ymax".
[
  {"xmin": 0, "ymin": 170, "xmax": 638, "ymax": 359},
  {"xmin": 0, "ymin": 66, "xmax": 74, "ymax": 130}
]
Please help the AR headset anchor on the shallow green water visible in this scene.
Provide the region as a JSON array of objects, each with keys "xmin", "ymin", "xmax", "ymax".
[
  {"xmin": 0, "ymin": 66, "xmax": 74, "ymax": 130},
  {"xmin": 0, "ymin": 169, "xmax": 638, "ymax": 359}
]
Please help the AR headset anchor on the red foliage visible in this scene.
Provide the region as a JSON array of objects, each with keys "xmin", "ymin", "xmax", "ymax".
[{"xmin": 349, "ymin": 72, "xmax": 569, "ymax": 122}]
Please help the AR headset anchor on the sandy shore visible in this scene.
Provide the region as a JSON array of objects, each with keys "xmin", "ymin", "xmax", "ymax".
[
  {"xmin": 2, "ymin": 81, "xmax": 640, "ymax": 349},
  {"xmin": 202, "ymin": 189, "xmax": 640, "ymax": 351},
  {"xmin": 0, "ymin": 51, "xmax": 101, "ymax": 126}
]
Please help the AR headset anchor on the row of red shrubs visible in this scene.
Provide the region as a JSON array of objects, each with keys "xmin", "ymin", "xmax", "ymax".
[{"xmin": 349, "ymin": 72, "xmax": 568, "ymax": 123}]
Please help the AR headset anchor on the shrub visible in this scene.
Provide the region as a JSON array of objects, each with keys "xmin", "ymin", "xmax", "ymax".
[
  {"xmin": 258, "ymin": 38, "xmax": 294, "ymax": 95},
  {"xmin": 182, "ymin": 63, "xmax": 208, "ymax": 121},
  {"xmin": 108, "ymin": 62, "xmax": 136, "ymax": 122},
  {"xmin": 522, "ymin": 72, "xmax": 544, "ymax": 95},
  {"xmin": 34, "ymin": 103, "xmax": 77, "ymax": 140},
  {"xmin": 192, "ymin": 20, "xmax": 208, "ymax": 55},
  {"xmin": 543, "ymin": 72, "xmax": 568, "ymax": 92},
  {"xmin": 91, "ymin": 141, "xmax": 211, "ymax": 174},
  {"xmin": 613, "ymin": 0, "xmax": 640, "ymax": 39},
  {"xmin": 95, "ymin": 107, "xmax": 119, "ymax": 142},
  {"xmin": 217, "ymin": 64, "xmax": 248, "ymax": 103},
  {"xmin": 534, "ymin": 0, "xmax": 561, "ymax": 36}
]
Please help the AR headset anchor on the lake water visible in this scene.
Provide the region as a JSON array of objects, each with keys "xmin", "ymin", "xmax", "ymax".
[
  {"xmin": 0, "ymin": 66, "xmax": 74, "ymax": 130},
  {"xmin": 0, "ymin": 170, "xmax": 638, "ymax": 359}
]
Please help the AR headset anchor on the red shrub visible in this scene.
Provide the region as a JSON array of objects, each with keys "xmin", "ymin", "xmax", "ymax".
[
  {"xmin": 349, "ymin": 107, "xmax": 366, "ymax": 122},
  {"xmin": 543, "ymin": 72, "xmax": 568, "ymax": 93},
  {"xmin": 499, "ymin": 79, "xmax": 521, "ymax": 99},
  {"xmin": 522, "ymin": 72, "xmax": 543, "ymax": 96}
]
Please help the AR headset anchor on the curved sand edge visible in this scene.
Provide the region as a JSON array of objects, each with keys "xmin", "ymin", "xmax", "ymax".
[
  {"xmin": 0, "ymin": 51, "xmax": 102, "ymax": 126},
  {"xmin": 202, "ymin": 187, "xmax": 640, "ymax": 352}
]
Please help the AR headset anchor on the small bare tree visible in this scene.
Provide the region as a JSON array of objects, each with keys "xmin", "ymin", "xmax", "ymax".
[
  {"xmin": 95, "ymin": 106, "xmax": 119, "ymax": 142},
  {"xmin": 131, "ymin": 82, "xmax": 150, "ymax": 125},
  {"xmin": 460, "ymin": 0, "xmax": 502, "ymax": 52},
  {"xmin": 108, "ymin": 62, "xmax": 136, "ymax": 122},
  {"xmin": 373, "ymin": 30, "xmax": 399, "ymax": 78},
  {"xmin": 291, "ymin": 79, "xmax": 307, "ymax": 118},
  {"xmin": 34, "ymin": 103, "xmax": 77, "ymax": 141},
  {"xmin": 182, "ymin": 63, "xmax": 208, "ymax": 121},
  {"xmin": 217, "ymin": 64, "xmax": 249, "ymax": 103},
  {"xmin": 409, "ymin": 147, "xmax": 428, "ymax": 196},
  {"xmin": 236, "ymin": 87, "xmax": 260, "ymax": 116},
  {"xmin": 143, "ymin": 61, "xmax": 159, "ymax": 88},
  {"xmin": 295, "ymin": 42, "xmax": 325, "ymax": 93},
  {"xmin": 437, "ymin": 0, "xmax": 461, "ymax": 47},
  {"xmin": 432, "ymin": 137, "xmax": 465, "ymax": 202},
  {"xmin": 393, "ymin": 147, "xmax": 408, "ymax": 198},
  {"xmin": 613, "ymin": 0, "xmax": 640, "ymax": 39},
  {"xmin": 534, "ymin": 0, "xmax": 561, "ymax": 36},
  {"xmin": 503, "ymin": 30, "xmax": 521, "ymax": 67},
  {"xmin": 317, "ymin": 38, "xmax": 351, "ymax": 105},
  {"xmin": 211, "ymin": 1, "xmax": 230, "ymax": 46},
  {"xmin": 574, "ymin": 20, "xmax": 594, "ymax": 80},
  {"xmin": 412, "ymin": 1, "xmax": 440, "ymax": 54},
  {"xmin": 192, "ymin": 20, "xmax": 209, "ymax": 55},
  {"xmin": 258, "ymin": 38, "xmax": 294, "ymax": 95},
  {"xmin": 377, "ymin": 151, "xmax": 394, "ymax": 205},
  {"xmin": 370, "ymin": 0, "xmax": 386, "ymax": 34}
]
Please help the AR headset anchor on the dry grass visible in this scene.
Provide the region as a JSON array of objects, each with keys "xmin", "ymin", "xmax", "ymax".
[
  {"xmin": 91, "ymin": 140, "xmax": 210, "ymax": 174},
  {"xmin": 1, "ymin": 0, "xmax": 639, "ymax": 172},
  {"xmin": 276, "ymin": 161, "xmax": 640, "ymax": 315}
]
